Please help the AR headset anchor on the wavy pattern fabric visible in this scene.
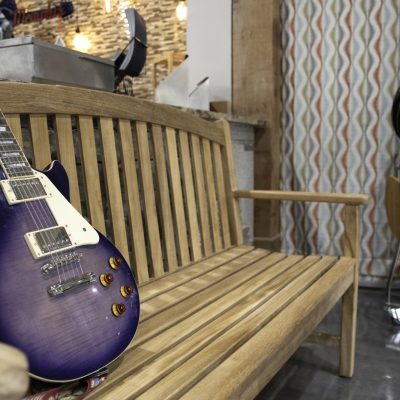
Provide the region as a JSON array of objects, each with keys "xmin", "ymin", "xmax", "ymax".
[{"xmin": 281, "ymin": 0, "xmax": 400, "ymax": 283}]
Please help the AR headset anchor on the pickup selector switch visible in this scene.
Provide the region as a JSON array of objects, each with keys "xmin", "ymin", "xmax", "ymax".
[
  {"xmin": 112, "ymin": 303, "xmax": 126, "ymax": 317},
  {"xmin": 120, "ymin": 285, "xmax": 133, "ymax": 298},
  {"xmin": 100, "ymin": 273, "xmax": 113, "ymax": 287}
]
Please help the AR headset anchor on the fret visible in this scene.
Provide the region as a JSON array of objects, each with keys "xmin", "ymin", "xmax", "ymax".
[
  {"xmin": 1, "ymin": 156, "xmax": 29, "ymax": 165},
  {"xmin": 0, "ymin": 124, "xmax": 13, "ymax": 136},
  {"xmin": 1, "ymin": 160, "xmax": 33, "ymax": 178},
  {"xmin": 0, "ymin": 112, "xmax": 33, "ymax": 178},
  {"xmin": 0, "ymin": 151, "xmax": 25, "ymax": 159},
  {"xmin": 0, "ymin": 137, "xmax": 20, "ymax": 151},
  {"xmin": 3, "ymin": 162, "xmax": 31, "ymax": 170}
]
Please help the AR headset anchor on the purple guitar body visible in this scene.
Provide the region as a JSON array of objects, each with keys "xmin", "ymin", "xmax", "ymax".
[{"xmin": 0, "ymin": 123, "xmax": 140, "ymax": 382}]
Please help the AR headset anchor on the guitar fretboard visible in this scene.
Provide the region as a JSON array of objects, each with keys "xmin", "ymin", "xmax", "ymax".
[{"xmin": 0, "ymin": 115, "xmax": 34, "ymax": 179}]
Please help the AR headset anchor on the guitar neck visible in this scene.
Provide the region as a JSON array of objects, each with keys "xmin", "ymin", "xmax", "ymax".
[{"xmin": 0, "ymin": 114, "xmax": 33, "ymax": 179}]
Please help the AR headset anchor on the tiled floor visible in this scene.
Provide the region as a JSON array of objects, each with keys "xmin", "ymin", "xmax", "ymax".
[{"xmin": 256, "ymin": 288, "xmax": 400, "ymax": 400}]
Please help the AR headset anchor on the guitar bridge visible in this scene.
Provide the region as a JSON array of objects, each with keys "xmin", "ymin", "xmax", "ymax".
[{"xmin": 47, "ymin": 272, "xmax": 96, "ymax": 297}]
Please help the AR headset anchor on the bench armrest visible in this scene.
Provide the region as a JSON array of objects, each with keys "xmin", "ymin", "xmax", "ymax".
[{"xmin": 233, "ymin": 190, "xmax": 369, "ymax": 206}]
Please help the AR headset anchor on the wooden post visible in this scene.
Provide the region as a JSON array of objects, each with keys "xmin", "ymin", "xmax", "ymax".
[
  {"xmin": 340, "ymin": 204, "xmax": 360, "ymax": 377},
  {"xmin": 232, "ymin": 0, "xmax": 282, "ymax": 250}
]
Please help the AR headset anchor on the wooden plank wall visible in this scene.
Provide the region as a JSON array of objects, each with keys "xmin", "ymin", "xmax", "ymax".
[{"xmin": 232, "ymin": 0, "xmax": 281, "ymax": 250}]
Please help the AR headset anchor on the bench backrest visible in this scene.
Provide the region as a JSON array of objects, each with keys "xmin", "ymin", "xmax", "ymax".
[{"xmin": 0, "ymin": 83, "xmax": 243, "ymax": 283}]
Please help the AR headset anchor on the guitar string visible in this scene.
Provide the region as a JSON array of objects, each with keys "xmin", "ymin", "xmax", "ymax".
[
  {"xmin": 21, "ymin": 120, "xmax": 85, "ymax": 279},
  {"xmin": 17, "ymin": 118, "xmax": 85, "ymax": 279},
  {"xmin": 0, "ymin": 112, "xmax": 67, "ymax": 283},
  {"xmin": 0, "ymin": 118, "xmax": 75, "ymax": 283},
  {"xmin": 1, "ymin": 113, "xmax": 87, "ymax": 283},
  {"xmin": 4, "ymin": 116, "xmax": 84, "ymax": 281},
  {"xmin": 0, "ymin": 115, "xmax": 66, "ymax": 284}
]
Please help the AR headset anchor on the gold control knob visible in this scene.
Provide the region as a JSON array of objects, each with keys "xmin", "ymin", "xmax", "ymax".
[
  {"xmin": 109, "ymin": 256, "xmax": 123, "ymax": 270},
  {"xmin": 120, "ymin": 285, "xmax": 133, "ymax": 298},
  {"xmin": 111, "ymin": 303, "xmax": 126, "ymax": 317},
  {"xmin": 100, "ymin": 273, "xmax": 114, "ymax": 287}
]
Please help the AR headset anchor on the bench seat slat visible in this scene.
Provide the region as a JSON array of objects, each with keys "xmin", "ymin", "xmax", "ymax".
[
  {"xmin": 139, "ymin": 248, "xmax": 270, "ymax": 321},
  {"xmin": 89, "ymin": 255, "xmax": 347, "ymax": 400},
  {"xmin": 133, "ymin": 257, "xmax": 346, "ymax": 400},
  {"xmin": 181, "ymin": 258, "xmax": 355, "ymax": 400},
  {"xmin": 139, "ymin": 246, "xmax": 253, "ymax": 302},
  {"xmin": 135, "ymin": 250, "xmax": 276, "ymax": 346},
  {"xmin": 86, "ymin": 250, "xmax": 298, "ymax": 398},
  {"xmin": 141, "ymin": 254, "xmax": 298, "ymax": 353},
  {"xmin": 138, "ymin": 255, "xmax": 300, "ymax": 363}
]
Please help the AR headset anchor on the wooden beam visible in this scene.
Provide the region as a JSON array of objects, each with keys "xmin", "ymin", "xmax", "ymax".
[{"xmin": 232, "ymin": 0, "xmax": 282, "ymax": 250}]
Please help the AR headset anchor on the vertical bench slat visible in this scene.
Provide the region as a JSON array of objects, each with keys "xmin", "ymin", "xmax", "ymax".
[
  {"xmin": 179, "ymin": 131, "xmax": 202, "ymax": 261},
  {"xmin": 4, "ymin": 114, "xmax": 23, "ymax": 147},
  {"xmin": 29, "ymin": 115, "xmax": 51, "ymax": 170},
  {"xmin": 202, "ymin": 139, "xmax": 223, "ymax": 252},
  {"xmin": 136, "ymin": 121, "xmax": 165, "ymax": 278},
  {"xmin": 77, "ymin": 116, "xmax": 106, "ymax": 234},
  {"xmin": 219, "ymin": 120, "xmax": 244, "ymax": 245},
  {"xmin": 152, "ymin": 124, "xmax": 178, "ymax": 271},
  {"xmin": 165, "ymin": 127, "xmax": 190, "ymax": 266},
  {"xmin": 99, "ymin": 117, "xmax": 129, "ymax": 261},
  {"xmin": 213, "ymin": 142, "xmax": 231, "ymax": 248},
  {"xmin": 119, "ymin": 119, "xmax": 149, "ymax": 282},
  {"xmin": 191, "ymin": 134, "xmax": 213, "ymax": 256},
  {"xmin": 54, "ymin": 115, "xmax": 82, "ymax": 213}
]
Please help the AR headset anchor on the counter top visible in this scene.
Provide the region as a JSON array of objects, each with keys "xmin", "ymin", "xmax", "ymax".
[{"xmin": 177, "ymin": 107, "xmax": 267, "ymax": 128}]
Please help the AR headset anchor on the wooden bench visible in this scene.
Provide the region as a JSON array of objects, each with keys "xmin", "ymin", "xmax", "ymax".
[{"xmin": 0, "ymin": 82, "xmax": 368, "ymax": 400}]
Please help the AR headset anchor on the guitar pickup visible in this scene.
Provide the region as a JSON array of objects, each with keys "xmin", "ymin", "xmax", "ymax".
[
  {"xmin": 0, "ymin": 176, "xmax": 51, "ymax": 205},
  {"xmin": 25, "ymin": 226, "xmax": 73, "ymax": 259}
]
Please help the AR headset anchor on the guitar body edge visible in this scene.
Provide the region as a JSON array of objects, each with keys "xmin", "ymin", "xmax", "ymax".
[{"xmin": 0, "ymin": 161, "xmax": 140, "ymax": 382}]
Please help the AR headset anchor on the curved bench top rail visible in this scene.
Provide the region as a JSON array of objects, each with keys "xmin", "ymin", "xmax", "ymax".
[{"xmin": 0, "ymin": 82, "xmax": 225, "ymax": 145}]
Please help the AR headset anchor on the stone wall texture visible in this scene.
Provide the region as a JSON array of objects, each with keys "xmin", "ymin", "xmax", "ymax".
[{"xmin": 13, "ymin": 0, "xmax": 187, "ymax": 99}]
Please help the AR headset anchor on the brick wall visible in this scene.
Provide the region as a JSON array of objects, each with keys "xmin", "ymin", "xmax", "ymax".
[{"xmin": 13, "ymin": 0, "xmax": 186, "ymax": 99}]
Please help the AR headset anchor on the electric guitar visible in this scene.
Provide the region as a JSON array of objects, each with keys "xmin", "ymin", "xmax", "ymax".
[{"xmin": 0, "ymin": 112, "xmax": 140, "ymax": 382}]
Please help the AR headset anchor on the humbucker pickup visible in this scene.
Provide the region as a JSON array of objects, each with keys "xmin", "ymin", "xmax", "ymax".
[
  {"xmin": 25, "ymin": 226, "xmax": 73, "ymax": 259},
  {"xmin": 0, "ymin": 175, "xmax": 50, "ymax": 205}
]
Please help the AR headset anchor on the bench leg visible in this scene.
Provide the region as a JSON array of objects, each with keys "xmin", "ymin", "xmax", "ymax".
[{"xmin": 339, "ymin": 283, "xmax": 358, "ymax": 377}]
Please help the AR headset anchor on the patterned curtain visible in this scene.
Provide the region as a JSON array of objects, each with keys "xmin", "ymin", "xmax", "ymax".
[{"xmin": 281, "ymin": 0, "xmax": 400, "ymax": 284}]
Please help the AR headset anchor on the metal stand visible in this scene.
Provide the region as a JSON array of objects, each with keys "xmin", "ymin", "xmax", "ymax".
[
  {"xmin": 386, "ymin": 153, "xmax": 400, "ymax": 325},
  {"xmin": 386, "ymin": 241, "xmax": 400, "ymax": 325}
]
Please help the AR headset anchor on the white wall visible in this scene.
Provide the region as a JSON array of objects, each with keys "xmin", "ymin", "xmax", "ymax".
[{"xmin": 187, "ymin": 0, "xmax": 232, "ymax": 102}]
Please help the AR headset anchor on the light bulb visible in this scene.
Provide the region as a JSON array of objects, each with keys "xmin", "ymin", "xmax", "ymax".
[
  {"xmin": 105, "ymin": 0, "xmax": 111, "ymax": 13},
  {"xmin": 73, "ymin": 31, "xmax": 91, "ymax": 52},
  {"xmin": 176, "ymin": 1, "xmax": 187, "ymax": 21}
]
